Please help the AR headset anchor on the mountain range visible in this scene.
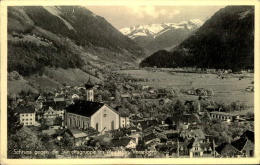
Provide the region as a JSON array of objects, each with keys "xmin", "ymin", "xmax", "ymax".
[
  {"xmin": 140, "ymin": 6, "xmax": 254, "ymax": 71},
  {"xmin": 120, "ymin": 19, "xmax": 204, "ymax": 55},
  {"xmin": 8, "ymin": 6, "xmax": 144, "ymax": 94}
]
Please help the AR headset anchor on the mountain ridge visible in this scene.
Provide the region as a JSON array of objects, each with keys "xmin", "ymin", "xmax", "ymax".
[
  {"xmin": 140, "ymin": 6, "xmax": 254, "ymax": 71},
  {"xmin": 7, "ymin": 6, "xmax": 145, "ymax": 94},
  {"xmin": 120, "ymin": 19, "xmax": 204, "ymax": 55}
]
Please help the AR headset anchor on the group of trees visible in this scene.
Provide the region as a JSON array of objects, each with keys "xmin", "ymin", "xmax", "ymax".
[
  {"xmin": 8, "ymin": 41, "xmax": 84, "ymax": 76},
  {"xmin": 199, "ymin": 112, "xmax": 253, "ymax": 145},
  {"xmin": 215, "ymin": 101, "xmax": 248, "ymax": 112}
]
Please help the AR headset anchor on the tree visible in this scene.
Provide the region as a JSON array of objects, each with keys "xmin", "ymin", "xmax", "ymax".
[
  {"xmin": 61, "ymin": 133, "xmax": 74, "ymax": 149},
  {"xmin": 115, "ymin": 90, "xmax": 121, "ymax": 102},
  {"xmin": 173, "ymin": 100, "xmax": 185, "ymax": 115},
  {"xmin": 8, "ymin": 127, "xmax": 44, "ymax": 158},
  {"xmin": 7, "ymin": 102, "xmax": 23, "ymax": 135}
]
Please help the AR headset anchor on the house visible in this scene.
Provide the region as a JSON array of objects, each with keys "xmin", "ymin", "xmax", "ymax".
[
  {"xmin": 35, "ymin": 95, "xmax": 46, "ymax": 108},
  {"xmin": 119, "ymin": 113, "xmax": 130, "ymax": 128},
  {"xmin": 16, "ymin": 105, "xmax": 36, "ymax": 126},
  {"xmin": 231, "ymin": 137, "xmax": 254, "ymax": 157},
  {"xmin": 136, "ymin": 119, "xmax": 159, "ymax": 130},
  {"xmin": 120, "ymin": 93, "xmax": 132, "ymax": 100},
  {"xmin": 209, "ymin": 111, "xmax": 239, "ymax": 122},
  {"xmin": 43, "ymin": 107, "xmax": 57, "ymax": 119},
  {"xmin": 111, "ymin": 137, "xmax": 137, "ymax": 149},
  {"xmin": 54, "ymin": 94, "xmax": 65, "ymax": 102},
  {"xmin": 240, "ymin": 130, "xmax": 254, "ymax": 143},
  {"xmin": 66, "ymin": 128, "xmax": 89, "ymax": 147},
  {"xmin": 143, "ymin": 126, "xmax": 162, "ymax": 136},
  {"xmin": 206, "ymin": 105, "xmax": 219, "ymax": 112},
  {"xmin": 143, "ymin": 133, "xmax": 160, "ymax": 145},
  {"xmin": 130, "ymin": 114, "xmax": 143, "ymax": 121},
  {"xmin": 216, "ymin": 130, "xmax": 254, "ymax": 157},
  {"xmin": 187, "ymin": 138, "xmax": 215, "ymax": 157},
  {"xmin": 127, "ymin": 133, "xmax": 142, "ymax": 145},
  {"xmin": 215, "ymin": 142, "xmax": 241, "ymax": 157},
  {"xmin": 42, "ymin": 101, "xmax": 66, "ymax": 119},
  {"xmin": 180, "ymin": 129, "xmax": 205, "ymax": 142},
  {"xmin": 171, "ymin": 114, "xmax": 200, "ymax": 130},
  {"xmin": 142, "ymin": 85, "xmax": 149, "ymax": 91},
  {"xmin": 72, "ymin": 94, "xmax": 80, "ymax": 100}
]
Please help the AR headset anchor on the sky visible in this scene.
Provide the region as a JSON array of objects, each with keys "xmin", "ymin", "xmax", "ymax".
[{"xmin": 85, "ymin": 6, "xmax": 226, "ymax": 29}]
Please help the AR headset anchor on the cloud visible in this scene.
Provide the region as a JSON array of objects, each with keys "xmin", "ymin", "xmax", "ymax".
[{"xmin": 127, "ymin": 6, "xmax": 180, "ymax": 19}]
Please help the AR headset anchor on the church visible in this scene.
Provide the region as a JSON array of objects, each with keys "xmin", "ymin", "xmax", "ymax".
[{"xmin": 65, "ymin": 78, "xmax": 129, "ymax": 133}]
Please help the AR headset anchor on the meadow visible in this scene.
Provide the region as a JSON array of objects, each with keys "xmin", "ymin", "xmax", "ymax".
[{"xmin": 117, "ymin": 69, "xmax": 254, "ymax": 107}]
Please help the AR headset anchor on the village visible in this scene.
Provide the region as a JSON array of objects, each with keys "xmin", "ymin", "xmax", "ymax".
[{"xmin": 7, "ymin": 69, "xmax": 255, "ymax": 159}]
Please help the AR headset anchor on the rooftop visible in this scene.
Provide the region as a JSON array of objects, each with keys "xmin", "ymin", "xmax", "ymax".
[
  {"xmin": 111, "ymin": 137, "xmax": 134, "ymax": 147},
  {"xmin": 15, "ymin": 105, "xmax": 35, "ymax": 114},
  {"xmin": 68, "ymin": 128, "xmax": 88, "ymax": 138},
  {"xmin": 42, "ymin": 101, "xmax": 66, "ymax": 110},
  {"xmin": 66, "ymin": 100, "xmax": 104, "ymax": 117}
]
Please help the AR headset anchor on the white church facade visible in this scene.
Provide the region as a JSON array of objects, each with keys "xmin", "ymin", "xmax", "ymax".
[{"xmin": 65, "ymin": 78, "xmax": 129, "ymax": 133}]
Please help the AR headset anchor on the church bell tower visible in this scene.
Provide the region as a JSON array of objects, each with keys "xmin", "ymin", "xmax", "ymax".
[{"xmin": 85, "ymin": 76, "xmax": 94, "ymax": 101}]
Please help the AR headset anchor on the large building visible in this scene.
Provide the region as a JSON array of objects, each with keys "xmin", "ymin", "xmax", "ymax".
[
  {"xmin": 65, "ymin": 100, "xmax": 124, "ymax": 132},
  {"xmin": 16, "ymin": 105, "xmax": 36, "ymax": 126},
  {"xmin": 65, "ymin": 79, "xmax": 129, "ymax": 133},
  {"xmin": 209, "ymin": 111, "xmax": 239, "ymax": 122}
]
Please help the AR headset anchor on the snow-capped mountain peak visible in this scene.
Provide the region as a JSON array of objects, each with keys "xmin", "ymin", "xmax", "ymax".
[{"xmin": 120, "ymin": 19, "xmax": 204, "ymax": 39}]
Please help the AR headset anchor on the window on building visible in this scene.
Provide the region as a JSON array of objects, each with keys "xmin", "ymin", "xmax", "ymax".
[
  {"xmin": 78, "ymin": 120, "xmax": 80, "ymax": 128},
  {"xmin": 69, "ymin": 117, "xmax": 72, "ymax": 127},
  {"xmin": 96, "ymin": 123, "xmax": 99, "ymax": 131},
  {"xmin": 74, "ymin": 117, "xmax": 76, "ymax": 127},
  {"xmin": 250, "ymin": 150, "xmax": 254, "ymax": 157},
  {"xmin": 111, "ymin": 121, "xmax": 114, "ymax": 130},
  {"xmin": 82, "ymin": 121, "xmax": 85, "ymax": 129}
]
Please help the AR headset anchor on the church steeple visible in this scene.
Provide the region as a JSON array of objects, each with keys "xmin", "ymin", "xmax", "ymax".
[
  {"xmin": 85, "ymin": 76, "xmax": 94, "ymax": 89},
  {"xmin": 85, "ymin": 76, "xmax": 94, "ymax": 101}
]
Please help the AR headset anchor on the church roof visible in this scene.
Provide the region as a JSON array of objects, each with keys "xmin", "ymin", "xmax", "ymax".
[{"xmin": 65, "ymin": 100, "xmax": 104, "ymax": 117}]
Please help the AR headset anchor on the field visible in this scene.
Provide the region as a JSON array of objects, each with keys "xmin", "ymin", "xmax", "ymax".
[{"xmin": 117, "ymin": 69, "xmax": 254, "ymax": 107}]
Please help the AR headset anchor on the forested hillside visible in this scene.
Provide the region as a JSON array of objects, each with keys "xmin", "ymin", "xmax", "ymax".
[{"xmin": 140, "ymin": 6, "xmax": 254, "ymax": 71}]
